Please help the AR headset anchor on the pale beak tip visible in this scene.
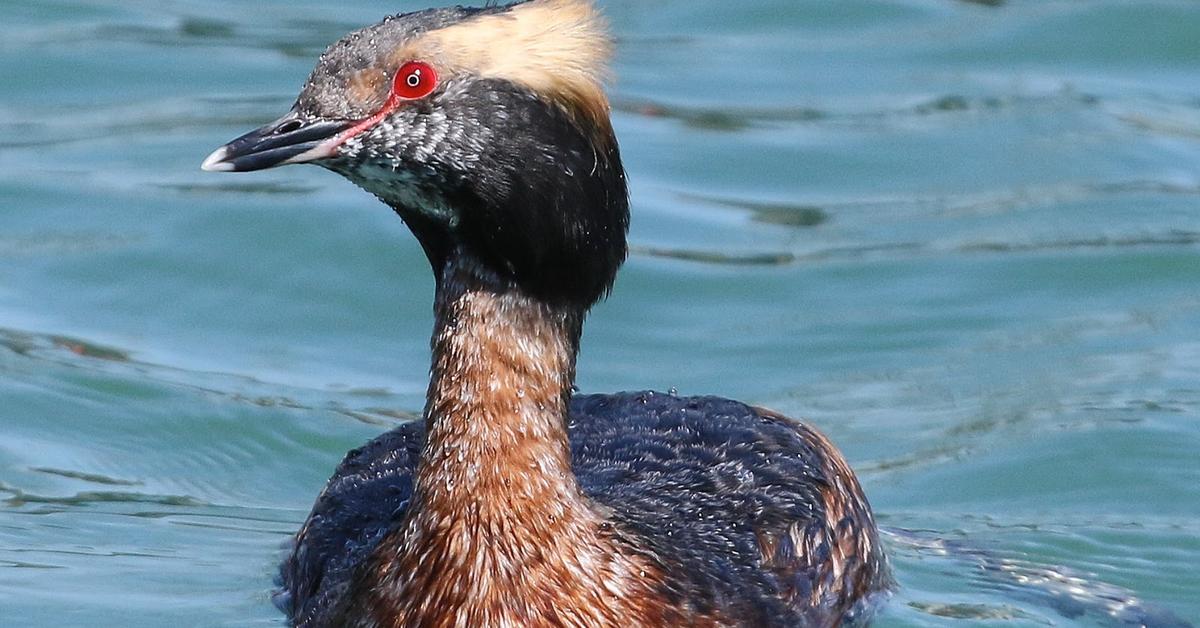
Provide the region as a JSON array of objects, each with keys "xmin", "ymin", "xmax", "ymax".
[{"xmin": 201, "ymin": 146, "xmax": 234, "ymax": 172}]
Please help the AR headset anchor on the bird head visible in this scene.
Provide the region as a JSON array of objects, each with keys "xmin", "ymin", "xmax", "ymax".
[{"xmin": 203, "ymin": 0, "xmax": 628, "ymax": 306}]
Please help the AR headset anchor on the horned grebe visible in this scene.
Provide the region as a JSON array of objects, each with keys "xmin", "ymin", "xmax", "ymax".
[{"xmin": 202, "ymin": 1, "xmax": 889, "ymax": 625}]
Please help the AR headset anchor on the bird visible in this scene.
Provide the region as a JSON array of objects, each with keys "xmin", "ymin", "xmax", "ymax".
[{"xmin": 202, "ymin": 1, "xmax": 889, "ymax": 626}]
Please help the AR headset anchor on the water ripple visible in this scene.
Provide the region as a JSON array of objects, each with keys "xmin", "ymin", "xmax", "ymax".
[
  {"xmin": 614, "ymin": 87, "xmax": 1101, "ymax": 131},
  {"xmin": 28, "ymin": 468, "xmax": 141, "ymax": 487},
  {"xmin": 0, "ymin": 327, "xmax": 417, "ymax": 425},
  {"xmin": 3, "ymin": 488, "xmax": 206, "ymax": 509}
]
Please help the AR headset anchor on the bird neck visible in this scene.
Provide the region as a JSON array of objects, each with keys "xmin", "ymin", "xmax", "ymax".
[
  {"xmin": 360, "ymin": 253, "xmax": 654, "ymax": 625},
  {"xmin": 353, "ymin": 252, "xmax": 710, "ymax": 626},
  {"xmin": 419, "ymin": 252, "xmax": 584, "ymax": 514}
]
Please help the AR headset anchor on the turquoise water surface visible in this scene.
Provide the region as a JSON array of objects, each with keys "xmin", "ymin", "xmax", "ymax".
[{"xmin": 2, "ymin": 0, "xmax": 1198, "ymax": 625}]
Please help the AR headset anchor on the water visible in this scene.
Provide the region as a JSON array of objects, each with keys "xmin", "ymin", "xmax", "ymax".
[{"xmin": 1, "ymin": 0, "xmax": 1197, "ymax": 625}]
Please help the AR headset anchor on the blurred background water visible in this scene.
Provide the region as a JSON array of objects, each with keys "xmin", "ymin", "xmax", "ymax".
[{"xmin": 1, "ymin": 0, "xmax": 1198, "ymax": 625}]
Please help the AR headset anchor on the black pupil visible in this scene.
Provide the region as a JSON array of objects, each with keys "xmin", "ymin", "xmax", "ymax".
[{"xmin": 407, "ymin": 73, "xmax": 420, "ymax": 88}]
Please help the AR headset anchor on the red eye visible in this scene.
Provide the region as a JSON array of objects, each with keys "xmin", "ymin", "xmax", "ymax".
[{"xmin": 392, "ymin": 61, "xmax": 438, "ymax": 100}]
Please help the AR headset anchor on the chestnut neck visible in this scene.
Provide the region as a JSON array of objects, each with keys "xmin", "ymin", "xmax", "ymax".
[
  {"xmin": 417, "ymin": 252, "xmax": 586, "ymax": 508},
  {"xmin": 354, "ymin": 251, "xmax": 702, "ymax": 627}
]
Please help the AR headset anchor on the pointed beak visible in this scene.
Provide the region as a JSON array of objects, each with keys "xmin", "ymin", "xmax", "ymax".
[{"xmin": 201, "ymin": 112, "xmax": 352, "ymax": 173}]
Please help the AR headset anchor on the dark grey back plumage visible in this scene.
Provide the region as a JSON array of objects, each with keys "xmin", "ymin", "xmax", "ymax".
[{"xmin": 278, "ymin": 391, "xmax": 887, "ymax": 627}]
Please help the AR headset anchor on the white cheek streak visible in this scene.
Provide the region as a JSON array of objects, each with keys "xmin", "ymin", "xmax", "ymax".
[{"xmin": 414, "ymin": 110, "xmax": 449, "ymax": 162}]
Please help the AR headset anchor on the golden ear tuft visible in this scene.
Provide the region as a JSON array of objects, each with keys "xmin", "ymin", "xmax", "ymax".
[{"xmin": 398, "ymin": 0, "xmax": 616, "ymax": 137}]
